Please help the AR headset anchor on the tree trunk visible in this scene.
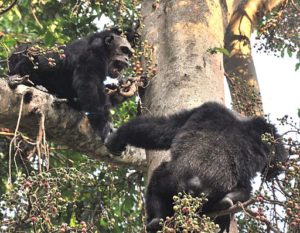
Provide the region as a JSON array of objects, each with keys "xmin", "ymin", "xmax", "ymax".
[
  {"xmin": 141, "ymin": 0, "xmax": 228, "ymax": 231},
  {"xmin": 141, "ymin": 0, "xmax": 225, "ymax": 176}
]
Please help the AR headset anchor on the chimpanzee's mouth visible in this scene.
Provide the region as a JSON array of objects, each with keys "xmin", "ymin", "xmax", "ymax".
[
  {"xmin": 114, "ymin": 60, "xmax": 128, "ymax": 71},
  {"xmin": 109, "ymin": 59, "xmax": 129, "ymax": 78}
]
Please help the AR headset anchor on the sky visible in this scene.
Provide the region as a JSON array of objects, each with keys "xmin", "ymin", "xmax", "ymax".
[
  {"xmin": 252, "ymin": 48, "xmax": 300, "ymax": 133},
  {"xmin": 223, "ymin": 38, "xmax": 300, "ymax": 133},
  {"xmin": 253, "ymin": 52, "xmax": 299, "ymax": 119}
]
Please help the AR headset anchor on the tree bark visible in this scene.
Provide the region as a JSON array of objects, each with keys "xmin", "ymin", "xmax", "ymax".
[
  {"xmin": 141, "ymin": 0, "xmax": 225, "ymax": 177},
  {"xmin": 0, "ymin": 78, "xmax": 146, "ymax": 169},
  {"xmin": 141, "ymin": 0, "xmax": 230, "ymax": 231}
]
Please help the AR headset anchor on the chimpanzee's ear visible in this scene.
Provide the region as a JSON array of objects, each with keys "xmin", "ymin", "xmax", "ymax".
[
  {"xmin": 104, "ymin": 35, "xmax": 114, "ymax": 46},
  {"xmin": 248, "ymin": 117, "xmax": 272, "ymax": 134}
]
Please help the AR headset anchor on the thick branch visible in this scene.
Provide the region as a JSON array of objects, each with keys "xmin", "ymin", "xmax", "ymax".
[
  {"xmin": 224, "ymin": 0, "xmax": 286, "ymax": 116},
  {"xmin": 0, "ymin": 78, "xmax": 146, "ymax": 169}
]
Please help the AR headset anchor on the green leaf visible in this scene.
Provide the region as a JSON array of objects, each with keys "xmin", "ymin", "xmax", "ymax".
[
  {"xmin": 13, "ymin": 7, "xmax": 22, "ymax": 20},
  {"xmin": 287, "ymin": 48, "xmax": 292, "ymax": 57},
  {"xmin": 70, "ymin": 212, "xmax": 77, "ymax": 227},
  {"xmin": 281, "ymin": 48, "xmax": 285, "ymax": 58},
  {"xmin": 208, "ymin": 47, "xmax": 230, "ymax": 56},
  {"xmin": 44, "ymin": 31, "xmax": 56, "ymax": 45},
  {"xmin": 99, "ymin": 218, "xmax": 108, "ymax": 228}
]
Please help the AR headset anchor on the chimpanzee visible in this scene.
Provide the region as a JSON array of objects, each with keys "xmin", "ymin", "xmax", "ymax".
[
  {"xmin": 105, "ymin": 102, "xmax": 287, "ymax": 232},
  {"xmin": 8, "ymin": 28, "xmax": 134, "ymax": 140}
]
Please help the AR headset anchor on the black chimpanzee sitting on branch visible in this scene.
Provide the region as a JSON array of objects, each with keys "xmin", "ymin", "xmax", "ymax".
[
  {"xmin": 8, "ymin": 28, "xmax": 134, "ymax": 140},
  {"xmin": 105, "ymin": 102, "xmax": 288, "ymax": 232}
]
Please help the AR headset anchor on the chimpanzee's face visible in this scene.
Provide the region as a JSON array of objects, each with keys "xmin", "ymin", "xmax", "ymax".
[{"xmin": 105, "ymin": 34, "xmax": 134, "ymax": 78}]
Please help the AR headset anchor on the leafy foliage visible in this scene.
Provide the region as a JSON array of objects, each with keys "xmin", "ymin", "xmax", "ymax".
[
  {"xmin": 0, "ymin": 154, "xmax": 145, "ymax": 232},
  {"xmin": 0, "ymin": 0, "xmax": 300, "ymax": 232},
  {"xmin": 236, "ymin": 115, "xmax": 300, "ymax": 233},
  {"xmin": 159, "ymin": 193, "xmax": 219, "ymax": 233},
  {"xmin": 0, "ymin": 1, "xmax": 146, "ymax": 232},
  {"xmin": 111, "ymin": 97, "xmax": 138, "ymax": 128},
  {"xmin": 255, "ymin": 0, "xmax": 300, "ymax": 70}
]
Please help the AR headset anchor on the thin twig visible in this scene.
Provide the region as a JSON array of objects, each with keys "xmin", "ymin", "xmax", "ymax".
[
  {"xmin": 36, "ymin": 113, "xmax": 45, "ymax": 172},
  {"xmin": 0, "ymin": 0, "xmax": 18, "ymax": 15},
  {"xmin": 0, "ymin": 131, "xmax": 31, "ymax": 141},
  {"xmin": 275, "ymin": 177, "xmax": 292, "ymax": 197},
  {"xmin": 13, "ymin": 139, "xmax": 22, "ymax": 174},
  {"xmin": 31, "ymin": 6, "xmax": 43, "ymax": 29},
  {"xmin": 207, "ymin": 199, "xmax": 256, "ymax": 218},
  {"xmin": 8, "ymin": 92, "xmax": 24, "ymax": 184},
  {"xmin": 243, "ymin": 207, "xmax": 281, "ymax": 233},
  {"xmin": 291, "ymin": 0, "xmax": 300, "ymax": 12},
  {"xmin": 41, "ymin": 112, "xmax": 49, "ymax": 170}
]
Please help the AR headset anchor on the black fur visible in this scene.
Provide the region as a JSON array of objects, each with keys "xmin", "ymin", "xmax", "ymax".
[
  {"xmin": 8, "ymin": 29, "xmax": 133, "ymax": 140},
  {"xmin": 105, "ymin": 102, "xmax": 287, "ymax": 232}
]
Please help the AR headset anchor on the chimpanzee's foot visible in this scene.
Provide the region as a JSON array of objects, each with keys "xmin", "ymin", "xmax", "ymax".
[{"xmin": 8, "ymin": 74, "xmax": 31, "ymax": 88}]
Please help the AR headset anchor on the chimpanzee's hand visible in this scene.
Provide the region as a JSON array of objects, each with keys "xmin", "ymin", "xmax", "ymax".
[
  {"xmin": 104, "ymin": 131, "xmax": 126, "ymax": 156},
  {"xmin": 100, "ymin": 122, "xmax": 114, "ymax": 141}
]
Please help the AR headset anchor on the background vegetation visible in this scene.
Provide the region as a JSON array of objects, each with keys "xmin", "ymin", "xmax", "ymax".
[{"xmin": 0, "ymin": 0, "xmax": 299, "ymax": 233}]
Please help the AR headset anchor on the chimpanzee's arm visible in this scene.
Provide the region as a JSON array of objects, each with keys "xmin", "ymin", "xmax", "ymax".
[
  {"xmin": 72, "ymin": 69, "xmax": 110, "ymax": 140},
  {"xmin": 105, "ymin": 109, "xmax": 195, "ymax": 155}
]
